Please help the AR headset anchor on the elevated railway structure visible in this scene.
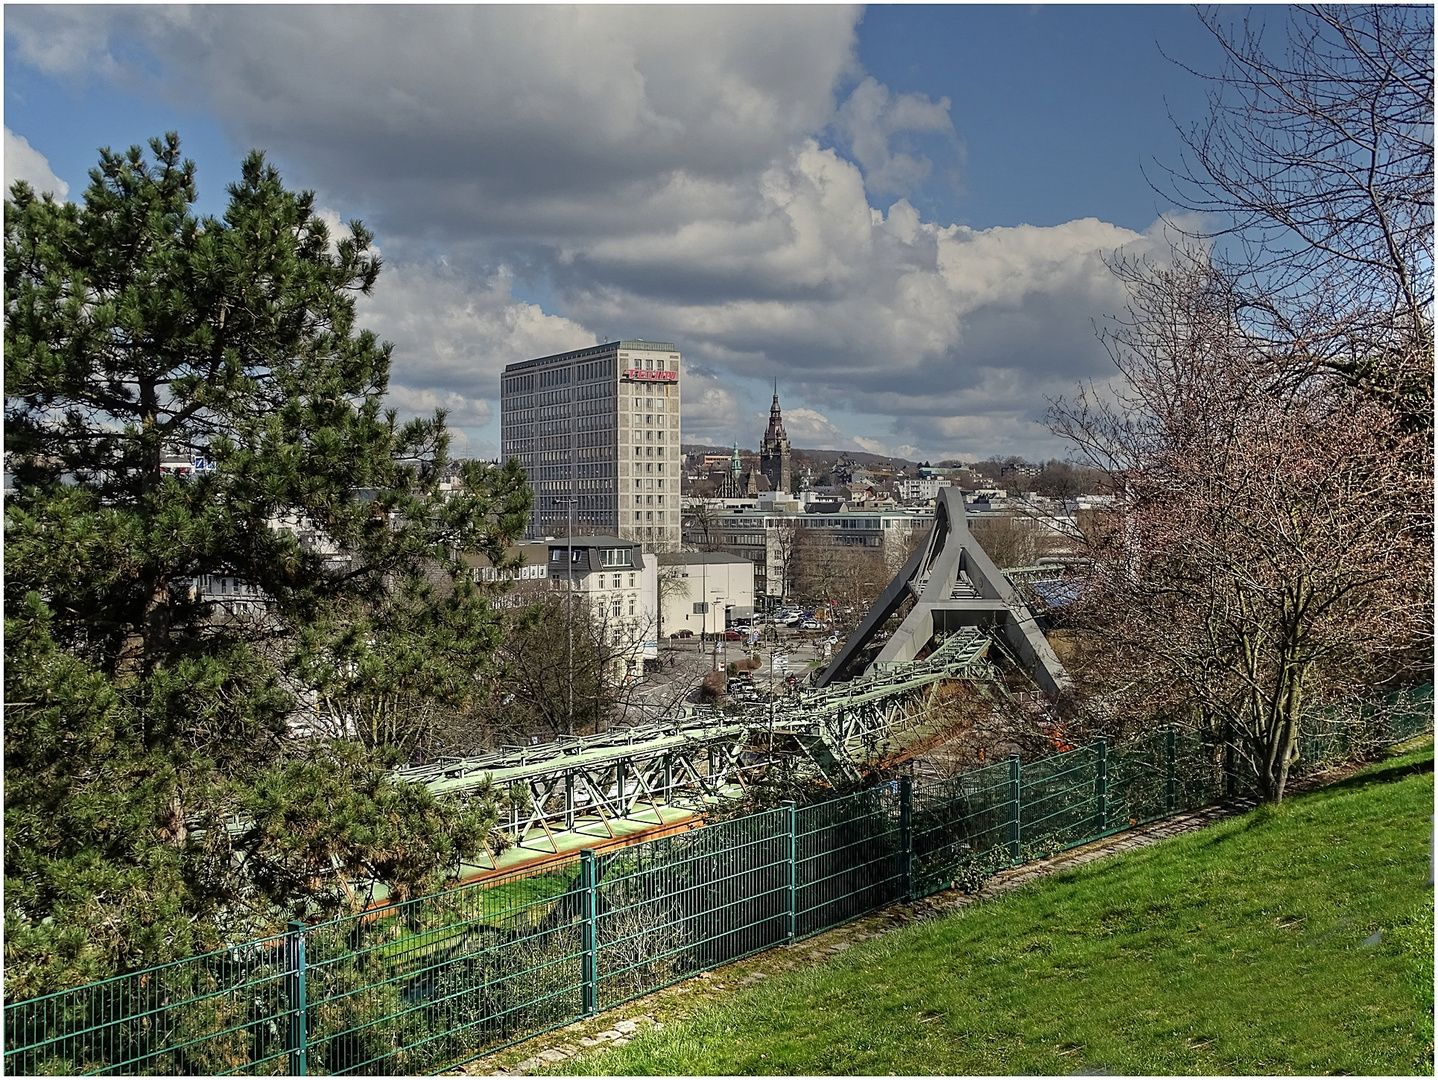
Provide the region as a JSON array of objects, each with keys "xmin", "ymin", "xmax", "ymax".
[
  {"xmin": 817, "ymin": 486, "xmax": 1070, "ymax": 697},
  {"xmin": 395, "ymin": 490, "xmax": 1072, "ymax": 872},
  {"xmin": 395, "ymin": 625, "xmax": 999, "ymax": 861}
]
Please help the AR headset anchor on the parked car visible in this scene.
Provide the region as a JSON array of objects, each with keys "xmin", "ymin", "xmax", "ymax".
[
  {"xmin": 722, "ymin": 629, "xmax": 742, "ymax": 641},
  {"xmin": 801, "ymin": 620, "xmax": 823, "ymax": 630},
  {"xmin": 669, "ymin": 629, "xmax": 694, "ymax": 639}
]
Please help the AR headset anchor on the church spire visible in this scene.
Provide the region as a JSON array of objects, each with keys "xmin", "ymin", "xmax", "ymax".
[
  {"xmin": 759, "ymin": 384, "xmax": 792, "ymax": 495},
  {"xmin": 765, "ymin": 384, "xmax": 786, "ymax": 442}
]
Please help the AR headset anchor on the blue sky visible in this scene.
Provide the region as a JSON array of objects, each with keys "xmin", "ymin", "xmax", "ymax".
[{"xmin": 5, "ymin": 5, "xmax": 1239, "ymax": 463}]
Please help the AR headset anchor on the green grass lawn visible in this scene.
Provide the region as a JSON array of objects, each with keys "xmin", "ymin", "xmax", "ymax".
[
  {"xmin": 559, "ymin": 741, "xmax": 1435, "ymax": 1076},
  {"xmin": 370, "ymin": 868, "xmax": 577, "ymax": 963}
]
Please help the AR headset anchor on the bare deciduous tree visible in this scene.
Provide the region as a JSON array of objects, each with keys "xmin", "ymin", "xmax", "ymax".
[
  {"xmin": 1159, "ymin": 4, "xmax": 1433, "ymax": 426},
  {"xmin": 969, "ymin": 514, "xmax": 1046, "ymax": 570},
  {"xmin": 1051, "ymin": 254, "xmax": 1430, "ymax": 802},
  {"xmin": 793, "ymin": 533, "xmax": 889, "ymax": 632}
]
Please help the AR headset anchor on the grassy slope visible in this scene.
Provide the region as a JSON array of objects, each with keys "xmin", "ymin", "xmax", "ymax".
[{"xmin": 561, "ymin": 742, "xmax": 1435, "ymax": 1076}]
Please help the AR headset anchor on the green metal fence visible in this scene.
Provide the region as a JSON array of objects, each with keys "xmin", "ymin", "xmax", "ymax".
[{"xmin": 6, "ymin": 686, "xmax": 1431, "ymax": 1075}]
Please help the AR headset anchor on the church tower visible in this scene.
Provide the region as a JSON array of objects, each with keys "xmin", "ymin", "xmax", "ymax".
[{"xmin": 759, "ymin": 383, "xmax": 793, "ymax": 495}]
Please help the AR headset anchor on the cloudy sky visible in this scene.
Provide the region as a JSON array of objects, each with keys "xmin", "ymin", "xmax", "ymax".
[{"xmin": 5, "ymin": 5, "xmax": 1234, "ymax": 463}]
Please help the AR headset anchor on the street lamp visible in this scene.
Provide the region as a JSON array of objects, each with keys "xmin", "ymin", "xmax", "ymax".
[
  {"xmin": 711, "ymin": 592, "xmax": 725, "ymax": 671},
  {"xmin": 564, "ymin": 497, "xmax": 576, "ymax": 735}
]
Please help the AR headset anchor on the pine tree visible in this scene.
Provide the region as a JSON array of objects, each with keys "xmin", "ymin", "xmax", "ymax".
[{"xmin": 4, "ymin": 134, "xmax": 531, "ymax": 994}]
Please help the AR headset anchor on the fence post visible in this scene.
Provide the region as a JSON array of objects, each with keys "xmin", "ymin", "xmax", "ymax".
[
  {"xmin": 782, "ymin": 801, "xmax": 797, "ymax": 942},
  {"xmin": 285, "ymin": 920, "xmax": 308, "ymax": 1077},
  {"xmin": 1007, "ymin": 755, "xmax": 1021, "ymax": 863},
  {"xmin": 1095, "ymin": 738, "xmax": 1108, "ymax": 835},
  {"xmin": 899, "ymin": 776, "xmax": 914, "ymax": 901},
  {"xmin": 580, "ymin": 849, "xmax": 598, "ymax": 1016},
  {"xmin": 1166, "ymin": 727, "xmax": 1177, "ymax": 813}
]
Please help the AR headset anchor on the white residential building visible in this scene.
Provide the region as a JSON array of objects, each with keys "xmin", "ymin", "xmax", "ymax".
[
  {"xmin": 468, "ymin": 534, "xmax": 659, "ymax": 676},
  {"xmin": 895, "ymin": 476, "xmax": 951, "ymax": 502}
]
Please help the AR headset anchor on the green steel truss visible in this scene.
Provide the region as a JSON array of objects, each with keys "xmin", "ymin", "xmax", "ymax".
[{"xmin": 394, "ymin": 627, "xmax": 1000, "ymax": 850}]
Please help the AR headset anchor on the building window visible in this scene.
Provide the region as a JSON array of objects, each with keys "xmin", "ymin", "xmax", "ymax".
[
  {"xmin": 629, "ymin": 599, "xmax": 636, "ymax": 616},
  {"xmin": 629, "ymin": 573, "xmax": 635, "ymax": 588}
]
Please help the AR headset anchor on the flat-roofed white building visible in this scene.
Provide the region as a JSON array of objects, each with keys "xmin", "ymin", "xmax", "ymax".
[{"xmin": 656, "ymin": 551, "xmax": 754, "ymax": 638}]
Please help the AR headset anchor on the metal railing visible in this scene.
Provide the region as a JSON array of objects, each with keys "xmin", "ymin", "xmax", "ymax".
[{"xmin": 6, "ymin": 685, "xmax": 1431, "ymax": 1075}]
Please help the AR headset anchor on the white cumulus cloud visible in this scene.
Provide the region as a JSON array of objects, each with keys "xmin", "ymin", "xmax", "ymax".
[
  {"xmin": 356, "ymin": 261, "xmax": 595, "ymax": 416},
  {"xmin": 780, "ymin": 407, "xmax": 850, "ymax": 450},
  {"xmin": 5, "ymin": 128, "xmax": 69, "ymax": 198},
  {"xmin": 5, "ymin": 6, "xmax": 1179, "ymax": 461},
  {"xmin": 833, "ymin": 77, "xmax": 957, "ymax": 197}
]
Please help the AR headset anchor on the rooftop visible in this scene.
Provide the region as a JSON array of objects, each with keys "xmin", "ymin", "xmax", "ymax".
[
  {"xmin": 544, "ymin": 534, "xmax": 640, "ymax": 549},
  {"xmin": 504, "ymin": 340, "xmax": 678, "ymax": 373},
  {"xmin": 656, "ymin": 552, "xmax": 753, "ymax": 566}
]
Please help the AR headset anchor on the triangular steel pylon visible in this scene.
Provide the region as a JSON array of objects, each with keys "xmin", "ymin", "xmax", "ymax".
[{"xmin": 816, "ymin": 487, "xmax": 1071, "ymax": 698}]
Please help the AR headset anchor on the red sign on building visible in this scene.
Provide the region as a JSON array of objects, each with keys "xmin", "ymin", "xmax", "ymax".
[{"xmin": 623, "ymin": 368, "xmax": 677, "ymax": 382}]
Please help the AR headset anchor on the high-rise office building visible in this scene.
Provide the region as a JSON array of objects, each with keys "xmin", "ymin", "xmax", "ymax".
[{"xmin": 501, "ymin": 340, "xmax": 681, "ymax": 551}]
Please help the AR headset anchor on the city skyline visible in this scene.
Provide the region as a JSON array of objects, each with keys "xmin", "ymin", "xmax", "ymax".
[{"xmin": 6, "ymin": 5, "xmax": 1236, "ymax": 462}]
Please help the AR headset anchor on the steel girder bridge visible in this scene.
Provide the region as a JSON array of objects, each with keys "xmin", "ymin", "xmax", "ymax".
[
  {"xmin": 395, "ymin": 490, "xmax": 1071, "ymax": 860},
  {"xmin": 394, "ymin": 625, "xmax": 996, "ymax": 855}
]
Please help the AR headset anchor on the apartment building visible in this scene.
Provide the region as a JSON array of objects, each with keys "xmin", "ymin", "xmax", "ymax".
[
  {"xmin": 501, "ymin": 340, "xmax": 682, "ymax": 551},
  {"xmin": 895, "ymin": 476, "xmax": 952, "ymax": 503},
  {"xmin": 467, "ymin": 535, "xmax": 659, "ymax": 677}
]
